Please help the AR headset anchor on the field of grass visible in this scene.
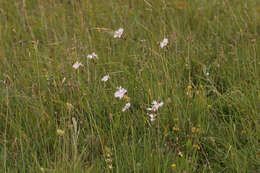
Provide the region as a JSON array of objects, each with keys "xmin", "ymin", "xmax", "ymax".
[{"xmin": 1, "ymin": 0, "xmax": 260, "ymax": 172}]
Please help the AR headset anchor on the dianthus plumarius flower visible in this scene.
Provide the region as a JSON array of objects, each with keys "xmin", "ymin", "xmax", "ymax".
[
  {"xmin": 178, "ymin": 151, "xmax": 183, "ymax": 157},
  {"xmin": 114, "ymin": 86, "xmax": 127, "ymax": 99},
  {"xmin": 72, "ymin": 61, "xmax": 83, "ymax": 69},
  {"xmin": 101, "ymin": 75, "xmax": 110, "ymax": 82},
  {"xmin": 147, "ymin": 101, "xmax": 164, "ymax": 112},
  {"xmin": 160, "ymin": 38, "xmax": 168, "ymax": 48},
  {"xmin": 114, "ymin": 28, "xmax": 124, "ymax": 38},
  {"xmin": 122, "ymin": 102, "xmax": 131, "ymax": 112},
  {"xmin": 149, "ymin": 114, "xmax": 157, "ymax": 121},
  {"xmin": 87, "ymin": 52, "xmax": 98, "ymax": 59}
]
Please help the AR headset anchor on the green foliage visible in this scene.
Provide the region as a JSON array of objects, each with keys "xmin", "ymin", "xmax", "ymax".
[{"xmin": 1, "ymin": 0, "xmax": 260, "ymax": 172}]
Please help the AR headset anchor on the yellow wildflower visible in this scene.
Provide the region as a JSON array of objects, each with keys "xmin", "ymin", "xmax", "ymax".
[
  {"xmin": 187, "ymin": 85, "xmax": 192, "ymax": 89},
  {"xmin": 173, "ymin": 127, "xmax": 180, "ymax": 131},
  {"xmin": 171, "ymin": 163, "xmax": 176, "ymax": 168},
  {"xmin": 193, "ymin": 144, "xmax": 200, "ymax": 150},
  {"xmin": 56, "ymin": 129, "xmax": 65, "ymax": 136},
  {"xmin": 66, "ymin": 103, "xmax": 74, "ymax": 112}
]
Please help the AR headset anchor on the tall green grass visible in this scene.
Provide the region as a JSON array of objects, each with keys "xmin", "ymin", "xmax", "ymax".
[{"xmin": 1, "ymin": 0, "xmax": 260, "ymax": 172}]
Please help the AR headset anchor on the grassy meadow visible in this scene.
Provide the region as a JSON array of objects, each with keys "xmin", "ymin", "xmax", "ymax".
[{"xmin": 1, "ymin": 0, "xmax": 260, "ymax": 172}]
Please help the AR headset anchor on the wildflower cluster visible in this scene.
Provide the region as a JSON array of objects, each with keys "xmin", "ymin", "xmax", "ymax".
[
  {"xmin": 104, "ymin": 147, "xmax": 113, "ymax": 169},
  {"xmin": 87, "ymin": 52, "xmax": 98, "ymax": 59},
  {"xmin": 147, "ymin": 101, "xmax": 164, "ymax": 112},
  {"xmin": 72, "ymin": 27, "xmax": 167, "ymax": 121},
  {"xmin": 114, "ymin": 86, "xmax": 131, "ymax": 112},
  {"xmin": 147, "ymin": 101, "xmax": 164, "ymax": 121},
  {"xmin": 72, "ymin": 52, "xmax": 98, "ymax": 69}
]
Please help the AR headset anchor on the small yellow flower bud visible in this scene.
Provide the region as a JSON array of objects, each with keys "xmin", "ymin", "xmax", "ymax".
[
  {"xmin": 66, "ymin": 103, "xmax": 74, "ymax": 111},
  {"xmin": 193, "ymin": 144, "xmax": 200, "ymax": 150},
  {"xmin": 123, "ymin": 95, "xmax": 131, "ymax": 102},
  {"xmin": 56, "ymin": 129, "xmax": 65, "ymax": 136},
  {"xmin": 173, "ymin": 127, "xmax": 180, "ymax": 131},
  {"xmin": 171, "ymin": 163, "xmax": 176, "ymax": 168}
]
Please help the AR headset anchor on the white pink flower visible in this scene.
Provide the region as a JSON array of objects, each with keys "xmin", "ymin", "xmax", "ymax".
[
  {"xmin": 122, "ymin": 102, "xmax": 131, "ymax": 112},
  {"xmin": 160, "ymin": 38, "xmax": 168, "ymax": 48},
  {"xmin": 87, "ymin": 52, "xmax": 98, "ymax": 59},
  {"xmin": 149, "ymin": 114, "xmax": 157, "ymax": 121},
  {"xmin": 73, "ymin": 61, "xmax": 83, "ymax": 69},
  {"xmin": 147, "ymin": 101, "xmax": 164, "ymax": 112},
  {"xmin": 114, "ymin": 86, "xmax": 127, "ymax": 99},
  {"xmin": 101, "ymin": 75, "xmax": 110, "ymax": 82},
  {"xmin": 114, "ymin": 28, "xmax": 124, "ymax": 38}
]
